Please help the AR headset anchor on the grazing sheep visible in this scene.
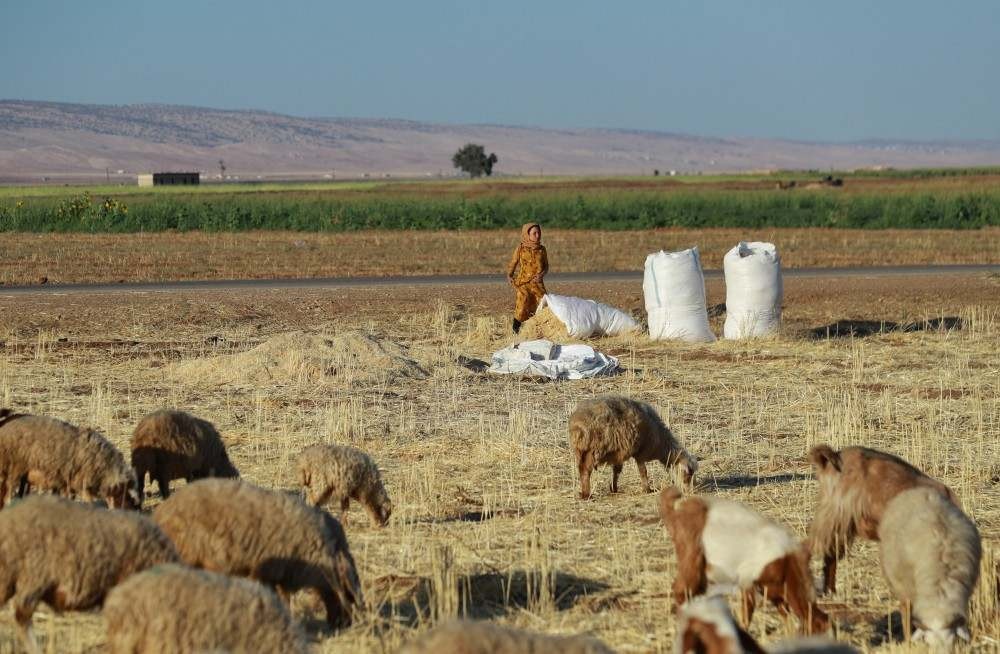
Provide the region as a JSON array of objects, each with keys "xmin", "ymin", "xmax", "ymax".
[
  {"xmin": 152, "ymin": 478, "xmax": 363, "ymax": 629},
  {"xmin": 130, "ymin": 409, "xmax": 239, "ymax": 499},
  {"xmin": 807, "ymin": 444, "xmax": 957, "ymax": 594},
  {"xmin": 0, "ymin": 413, "xmax": 139, "ymax": 509},
  {"xmin": 0, "ymin": 495, "xmax": 178, "ymax": 654},
  {"xmin": 398, "ymin": 620, "xmax": 614, "ymax": 654},
  {"xmin": 569, "ymin": 396, "xmax": 697, "ymax": 500},
  {"xmin": 878, "ymin": 486, "xmax": 981, "ymax": 645},
  {"xmin": 676, "ymin": 596, "xmax": 858, "ymax": 653},
  {"xmin": 104, "ymin": 564, "xmax": 308, "ymax": 654},
  {"xmin": 659, "ymin": 487, "xmax": 828, "ymax": 635},
  {"xmin": 297, "ymin": 443, "xmax": 392, "ymax": 526}
]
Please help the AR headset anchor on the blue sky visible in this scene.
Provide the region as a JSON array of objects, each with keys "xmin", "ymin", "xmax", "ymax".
[{"xmin": 3, "ymin": 1, "xmax": 998, "ymax": 141}]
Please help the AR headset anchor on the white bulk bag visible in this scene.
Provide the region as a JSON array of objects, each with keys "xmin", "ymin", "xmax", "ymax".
[
  {"xmin": 643, "ymin": 247, "xmax": 715, "ymax": 342},
  {"xmin": 723, "ymin": 241, "xmax": 782, "ymax": 339},
  {"xmin": 487, "ymin": 339, "xmax": 619, "ymax": 379},
  {"xmin": 540, "ymin": 293, "xmax": 640, "ymax": 339}
]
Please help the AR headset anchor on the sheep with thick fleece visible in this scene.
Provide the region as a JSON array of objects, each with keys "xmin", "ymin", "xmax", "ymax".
[
  {"xmin": 676, "ymin": 596, "xmax": 858, "ymax": 653},
  {"xmin": 297, "ymin": 443, "xmax": 391, "ymax": 526},
  {"xmin": 130, "ymin": 409, "xmax": 239, "ymax": 499},
  {"xmin": 569, "ymin": 396, "xmax": 697, "ymax": 499},
  {"xmin": 659, "ymin": 487, "xmax": 828, "ymax": 635},
  {"xmin": 104, "ymin": 564, "xmax": 307, "ymax": 654},
  {"xmin": 0, "ymin": 495, "xmax": 178, "ymax": 654},
  {"xmin": 878, "ymin": 486, "xmax": 981, "ymax": 645},
  {"xmin": 152, "ymin": 478, "xmax": 363, "ymax": 629},
  {"xmin": 399, "ymin": 620, "xmax": 614, "ymax": 654},
  {"xmin": 807, "ymin": 444, "xmax": 958, "ymax": 594},
  {"xmin": 0, "ymin": 413, "xmax": 139, "ymax": 509}
]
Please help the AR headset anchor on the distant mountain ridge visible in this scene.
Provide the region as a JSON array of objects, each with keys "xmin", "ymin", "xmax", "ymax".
[{"xmin": 2, "ymin": 100, "xmax": 999, "ymax": 182}]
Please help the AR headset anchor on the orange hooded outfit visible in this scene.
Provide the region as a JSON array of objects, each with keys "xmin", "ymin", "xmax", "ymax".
[{"xmin": 507, "ymin": 223, "xmax": 548, "ymax": 323}]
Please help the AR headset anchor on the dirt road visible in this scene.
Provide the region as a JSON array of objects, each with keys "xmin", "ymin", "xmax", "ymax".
[{"xmin": 2, "ymin": 264, "xmax": 997, "ymax": 296}]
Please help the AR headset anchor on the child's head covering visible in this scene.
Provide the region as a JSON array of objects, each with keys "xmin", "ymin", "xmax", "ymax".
[{"xmin": 520, "ymin": 222, "xmax": 542, "ymax": 250}]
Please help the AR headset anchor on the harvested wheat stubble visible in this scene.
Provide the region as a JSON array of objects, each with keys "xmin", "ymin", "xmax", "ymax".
[{"xmin": 169, "ymin": 330, "xmax": 428, "ymax": 386}]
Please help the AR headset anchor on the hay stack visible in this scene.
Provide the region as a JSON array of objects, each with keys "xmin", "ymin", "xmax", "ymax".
[
  {"xmin": 518, "ymin": 307, "xmax": 571, "ymax": 341},
  {"xmin": 171, "ymin": 331, "xmax": 427, "ymax": 386}
]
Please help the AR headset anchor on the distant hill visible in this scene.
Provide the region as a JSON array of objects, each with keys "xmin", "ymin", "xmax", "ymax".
[{"xmin": 2, "ymin": 100, "xmax": 999, "ymax": 183}]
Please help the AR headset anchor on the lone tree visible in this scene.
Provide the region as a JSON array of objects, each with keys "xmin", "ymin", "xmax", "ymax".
[{"xmin": 452, "ymin": 143, "xmax": 498, "ymax": 178}]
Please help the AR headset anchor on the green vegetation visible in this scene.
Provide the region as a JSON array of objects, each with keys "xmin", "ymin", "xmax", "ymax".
[
  {"xmin": 2, "ymin": 186, "xmax": 999, "ymax": 232},
  {"xmin": 3, "ymin": 167, "xmax": 1000, "ymax": 232}
]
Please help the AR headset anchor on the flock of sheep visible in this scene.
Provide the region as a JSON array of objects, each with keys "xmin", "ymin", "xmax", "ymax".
[{"xmin": 0, "ymin": 392, "xmax": 987, "ymax": 653}]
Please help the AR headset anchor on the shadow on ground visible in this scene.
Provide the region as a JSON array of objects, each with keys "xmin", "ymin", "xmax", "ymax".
[
  {"xmin": 368, "ymin": 569, "xmax": 610, "ymax": 628},
  {"xmin": 810, "ymin": 317, "xmax": 963, "ymax": 339},
  {"xmin": 706, "ymin": 472, "xmax": 812, "ymax": 490}
]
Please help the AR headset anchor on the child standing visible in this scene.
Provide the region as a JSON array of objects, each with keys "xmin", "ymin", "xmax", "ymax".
[{"xmin": 506, "ymin": 222, "xmax": 548, "ymax": 333}]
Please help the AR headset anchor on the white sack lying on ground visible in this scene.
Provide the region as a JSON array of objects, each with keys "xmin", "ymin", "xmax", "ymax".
[
  {"xmin": 539, "ymin": 294, "xmax": 640, "ymax": 338},
  {"xmin": 643, "ymin": 247, "xmax": 716, "ymax": 342},
  {"xmin": 723, "ymin": 241, "xmax": 783, "ymax": 339},
  {"xmin": 487, "ymin": 339, "xmax": 619, "ymax": 379}
]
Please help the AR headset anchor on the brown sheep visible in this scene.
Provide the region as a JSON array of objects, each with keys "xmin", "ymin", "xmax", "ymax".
[
  {"xmin": 104, "ymin": 564, "xmax": 308, "ymax": 654},
  {"xmin": 0, "ymin": 495, "xmax": 178, "ymax": 654},
  {"xmin": 569, "ymin": 396, "xmax": 697, "ymax": 499},
  {"xmin": 297, "ymin": 443, "xmax": 392, "ymax": 526},
  {"xmin": 398, "ymin": 620, "xmax": 615, "ymax": 654},
  {"xmin": 0, "ymin": 413, "xmax": 140, "ymax": 510},
  {"xmin": 676, "ymin": 596, "xmax": 858, "ymax": 653},
  {"xmin": 152, "ymin": 478, "xmax": 363, "ymax": 629},
  {"xmin": 659, "ymin": 487, "xmax": 828, "ymax": 635},
  {"xmin": 878, "ymin": 486, "xmax": 981, "ymax": 645},
  {"xmin": 130, "ymin": 409, "xmax": 239, "ymax": 499},
  {"xmin": 807, "ymin": 444, "xmax": 957, "ymax": 594}
]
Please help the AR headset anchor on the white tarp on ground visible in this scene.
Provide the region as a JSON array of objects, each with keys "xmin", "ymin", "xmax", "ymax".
[
  {"xmin": 723, "ymin": 241, "xmax": 783, "ymax": 339},
  {"xmin": 487, "ymin": 339, "xmax": 619, "ymax": 379},
  {"xmin": 643, "ymin": 247, "xmax": 716, "ymax": 342},
  {"xmin": 540, "ymin": 293, "xmax": 640, "ymax": 338}
]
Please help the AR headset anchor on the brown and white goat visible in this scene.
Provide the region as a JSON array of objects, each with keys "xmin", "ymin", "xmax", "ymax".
[
  {"xmin": 806, "ymin": 444, "xmax": 957, "ymax": 595},
  {"xmin": 659, "ymin": 487, "xmax": 829, "ymax": 635}
]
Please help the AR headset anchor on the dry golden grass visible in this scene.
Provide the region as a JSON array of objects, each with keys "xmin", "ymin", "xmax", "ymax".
[
  {"xmin": 0, "ymin": 278, "xmax": 997, "ymax": 653},
  {"xmin": 1, "ymin": 227, "xmax": 998, "ymax": 286}
]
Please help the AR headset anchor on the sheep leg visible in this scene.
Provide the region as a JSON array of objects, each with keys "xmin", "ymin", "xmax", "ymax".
[
  {"xmin": 610, "ymin": 464, "xmax": 623, "ymax": 494},
  {"xmin": 13, "ymin": 590, "xmax": 44, "ymax": 654},
  {"xmin": 576, "ymin": 450, "xmax": 594, "ymax": 500},
  {"xmin": 740, "ymin": 588, "xmax": 757, "ymax": 626},
  {"xmin": 156, "ymin": 470, "xmax": 171, "ymax": 499},
  {"xmin": 339, "ymin": 497, "xmax": 350, "ymax": 526},
  {"xmin": 319, "ymin": 586, "xmax": 352, "ymax": 630},
  {"xmin": 133, "ymin": 466, "xmax": 146, "ymax": 500},
  {"xmin": 636, "ymin": 460, "xmax": 652, "ymax": 493},
  {"xmin": 901, "ymin": 600, "xmax": 912, "ymax": 641},
  {"xmin": 822, "ymin": 553, "xmax": 838, "ymax": 595}
]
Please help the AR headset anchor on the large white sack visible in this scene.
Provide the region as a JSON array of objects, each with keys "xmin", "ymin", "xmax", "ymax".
[
  {"xmin": 723, "ymin": 241, "xmax": 783, "ymax": 339},
  {"xmin": 540, "ymin": 293, "xmax": 640, "ymax": 338},
  {"xmin": 643, "ymin": 247, "xmax": 716, "ymax": 342}
]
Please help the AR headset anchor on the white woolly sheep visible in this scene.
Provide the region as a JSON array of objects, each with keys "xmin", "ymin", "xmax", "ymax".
[
  {"xmin": 398, "ymin": 620, "xmax": 615, "ymax": 654},
  {"xmin": 676, "ymin": 596, "xmax": 858, "ymax": 653},
  {"xmin": 569, "ymin": 396, "xmax": 697, "ymax": 500},
  {"xmin": 878, "ymin": 486, "xmax": 981, "ymax": 645},
  {"xmin": 659, "ymin": 487, "xmax": 828, "ymax": 635},
  {"xmin": 152, "ymin": 478, "xmax": 363, "ymax": 629},
  {"xmin": 0, "ymin": 412, "xmax": 139, "ymax": 509},
  {"xmin": 297, "ymin": 443, "xmax": 391, "ymax": 527},
  {"xmin": 104, "ymin": 564, "xmax": 308, "ymax": 654},
  {"xmin": 130, "ymin": 409, "xmax": 239, "ymax": 499},
  {"xmin": 0, "ymin": 495, "xmax": 178, "ymax": 654},
  {"xmin": 807, "ymin": 444, "xmax": 958, "ymax": 595}
]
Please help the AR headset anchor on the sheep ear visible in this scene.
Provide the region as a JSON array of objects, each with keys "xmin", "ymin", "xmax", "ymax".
[{"xmin": 808, "ymin": 445, "xmax": 841, "ymax": 472}]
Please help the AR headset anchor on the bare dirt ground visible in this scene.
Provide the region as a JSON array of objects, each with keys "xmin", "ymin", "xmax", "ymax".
[
  {"xmin": 0, "ymin": 274, "xmax": 997, "ymax": 653},
  {"xmin": 2, "ymin": 228, "xmax": 998, "ymax": 286}
]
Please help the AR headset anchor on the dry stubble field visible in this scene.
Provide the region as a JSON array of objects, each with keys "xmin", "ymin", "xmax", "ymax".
[{"xmin": 0, "ymin": 273, "xmax": 998, "ymax": 653}]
